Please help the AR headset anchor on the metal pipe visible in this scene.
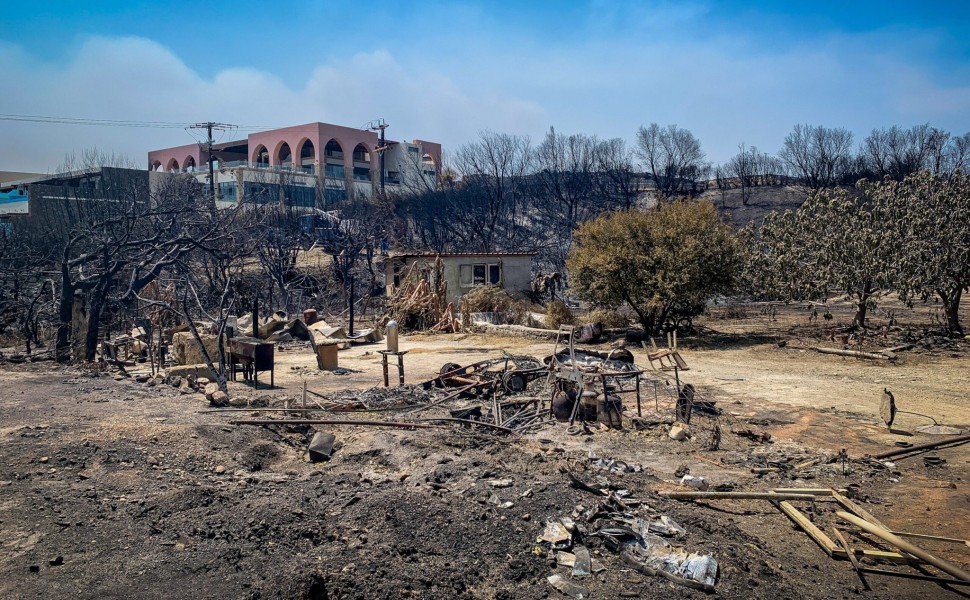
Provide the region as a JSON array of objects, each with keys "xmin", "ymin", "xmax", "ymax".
[
  {"xmin": 836, "ymin": 511, "xmax": 970, "ymax": 582},
  {"xmin": 229, "ymin": 419, "xmax": 433, "ymax": 429},
  {"xmin": 417, "ymin": 417, "xmax": 517, "ymax": 434},
  {"xmin": 872, "ymin": 434, "xmax": 970, "ymax": 460}
]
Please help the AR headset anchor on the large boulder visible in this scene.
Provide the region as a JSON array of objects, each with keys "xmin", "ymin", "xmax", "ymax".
[{"xmin": 171, "ymin": 332, "xmax": 222, "ymax": 366}]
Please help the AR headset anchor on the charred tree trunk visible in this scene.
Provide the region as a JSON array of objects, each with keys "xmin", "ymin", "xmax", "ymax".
[
  {"xmin": 83, "ymin": 286, "xmax": 107, "ymax": 362},
  {"xmin": 55, "ymin": 266, "xmax": 74, "ymax": 361},
  {"xmin": 853, "ymin": 284, "xmax": 873, "ymax": 329},
  {"xmin": 939, "ymin": 287, "xmax": 965, "ymax": 336}
]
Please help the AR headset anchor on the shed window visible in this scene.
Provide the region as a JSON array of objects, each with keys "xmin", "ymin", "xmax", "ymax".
[
  {"xmin": 488, "ymin": 264, "xmax": 501, "ymax": 285},
  {"xmin": 460, "ymin": 262, "xmax": 502, "ymax": 287}
]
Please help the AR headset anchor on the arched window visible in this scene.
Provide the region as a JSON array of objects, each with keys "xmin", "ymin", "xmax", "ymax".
[
  {"xmin": 166, "ymin": 158, "xmax": 180, "ymax": 172},
  {"xmin": 352, "ymin": 144, "xmax": 371, "ymax": 181},
  {"xmin": 277, "ymin": 142, "xmax": 292, "ymax": 169},
  {"xmin": 352, "ymin": 143, "xmax": 370, "ymax": 163},
  {"xmin": 253, "ymin": 145, "xmax": 269, "ymax": 167},
  {"xmin": 298, "ymin": 139, "xmax": 315, "ymax": 173},
  {"xmin": 324, "ymin": 139, "xmax": 345, "ymax": 179}
]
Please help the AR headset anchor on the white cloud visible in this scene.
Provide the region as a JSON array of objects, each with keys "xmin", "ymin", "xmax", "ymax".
[
  {"xmin": 0, "ymin": 37, "xmax": 545, "ymax": 172},
  {"xmin": 0, "ymin": 25, "xmax": 967, "ymax": 173}
]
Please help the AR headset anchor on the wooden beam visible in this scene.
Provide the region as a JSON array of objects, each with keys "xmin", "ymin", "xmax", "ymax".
[
  {"xmin": 663, "ymin": 492, "xmax": 818, "ymax": 501},
  {"xmin": 832, "ymin": 491, "xmax": 889, "ymax": 530},
  {"xmin": 776, "ymin": 500, "xmax": 838, "ymax": 556},
  {"xmin": 831, "ymin": 527, "xmax": 871, "ymax": 591},
  {"xmin": 837, "ymin": 511, "xmax": 970, "ymax": 582}
]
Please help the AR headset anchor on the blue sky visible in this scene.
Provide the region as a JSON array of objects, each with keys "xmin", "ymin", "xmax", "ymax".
[{"xmin": 1, "ymin": 1, "xmax": 968, "ymax": 172}]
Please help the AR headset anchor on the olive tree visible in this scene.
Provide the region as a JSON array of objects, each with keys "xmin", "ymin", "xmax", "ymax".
[
  {"xmin": 748, "ymin": 186, "xmax": 897, "ymax": 328},
  {"xmin": 567, "ymin": 201, "xmax": 740, "ymax": 335},
  {"xmin": 876, "ymin": 171, "xmax": 970, "ymax": 334}
]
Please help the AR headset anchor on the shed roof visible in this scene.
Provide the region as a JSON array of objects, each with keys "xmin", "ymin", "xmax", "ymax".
[{"xmin": 390, "ymin": 252, "xmax": 536, "ymax": 259}]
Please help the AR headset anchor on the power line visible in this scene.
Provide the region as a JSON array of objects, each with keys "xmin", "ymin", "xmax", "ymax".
[
  {"xmin": 188, "ymin": 122, "xmax": 235, "ymax": 199},
  {"xmin": 0, "ymin": 113, "xmax": 275, "ymax": 131}
]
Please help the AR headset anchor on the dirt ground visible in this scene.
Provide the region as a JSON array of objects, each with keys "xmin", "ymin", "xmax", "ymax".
[{"xmin": 1, "ymin": 298, "xmax": 968, "ymax": 599}]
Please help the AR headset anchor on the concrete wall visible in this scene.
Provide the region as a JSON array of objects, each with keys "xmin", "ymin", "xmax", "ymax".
[{"xmin": 386, "ymin": 254, "xmax": 534, "ymax": 305}]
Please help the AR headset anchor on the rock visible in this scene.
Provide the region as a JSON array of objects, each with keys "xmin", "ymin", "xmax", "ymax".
[
  {"xmin": 203, "ymin": 383, "xmax": 220, "ymax": 398},
  {"xmin": 171, "ymin": 331, "xmax": 222, "ymax": 366},
  {"xmin": 196, "ymin": 378, "xmax": 210, "ymax": 386},
  {"xmin": 39, "ymin": 457, "xmax": 49, "ymax": 464},
  {"xmin": 168, "ymin": 376, "xmax": 183, "ymax": 388},
  {"xmin": 210, "ymin": 391, "xmax": 229, "ymax": 406},
  {"xmin": 134, "ymin": 374, "xmax": 150, "ymax": 383},
  {"xmin": 28, "ymin": 565, "xmax": 39, "ymax": 573},
  {"xmin": 488, "ymin": 478, "xmax": 514, "ymax": 488},
  {"xmin": 49, "ymin": 556, "xmax": 63, "ymax": 566},
  {"xmin": 228, "ymin": 397, "xmax": 247, "ymax": 408},
  {"xmin": 214, "ymin": 465, "xmax": 226, "ymax": 475},
  {"xmin": 679, "ymin": 474, "xmax": 709, "ymax": 491},
  {"xmin": 669, "ymin": 422, "xmax": 690, "ymax": 441},
  {"xmin": 165, "ymin": 364, "xmax": 217, "ymax": 381},
  {"xmin": 308, "ymin": 432, "xmax": 336, "ymax": 463}
]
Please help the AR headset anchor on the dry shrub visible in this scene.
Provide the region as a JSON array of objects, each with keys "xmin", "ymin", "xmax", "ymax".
[
  {"xmin": 459, "ymin": 286, "xmax": 529, "ymax": 325},
  {"xmin": 582, "ymin": 308, "xmax": 628, "ymax": 329},
  {"xmin": 545, "ymin": 300, "xmax": 575, "ymax": 330},
  {"xmin": 385, "ymin": 258, "xmax": 458, "ymax": 333}
]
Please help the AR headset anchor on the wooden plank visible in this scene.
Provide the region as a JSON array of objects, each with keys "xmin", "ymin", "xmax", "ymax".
[
  {"xmin": 837, "ymin": 511, "xmax": 970, "ymax": 582},
  {"xmin": 832, "ymin": 491, "xmax": 889, "ymax": 530},
  {"xmin": 835, "ymin": 548, "xmax": 915, "ymax": 565},
  {"xmin": 663, "ymin": 492, "xmax": 818, "ymax": 501},
  {"xmin": 832, "ymin": 527, "xmax": 870, "ymax": 591},
  {"xmin": 815, "ymin": 347, "xmax": 892, "ymax": 360},
  {"xmin": 776, "ymin": 500, "xmax": 838, "ymax": 556}
]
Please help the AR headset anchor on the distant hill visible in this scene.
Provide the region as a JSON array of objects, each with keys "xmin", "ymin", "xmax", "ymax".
[{"xmin": 698, "ymin": 184, "xmax": 811, "ymax": 228}]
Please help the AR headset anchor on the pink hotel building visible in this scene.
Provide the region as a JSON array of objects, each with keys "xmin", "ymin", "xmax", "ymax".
[{"xmin": 147, "ymin": 122, "xmax": 441, "ymax": 206}]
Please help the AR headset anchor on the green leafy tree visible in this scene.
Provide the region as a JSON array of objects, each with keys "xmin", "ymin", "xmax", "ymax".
[
  {"xmin": 876, "ymin": 171, "xmax": 970, "ymax": 334},
  {"xmin": 567, "ymin": 201, "xmax": 739, "ymax": 335},
  {"xmin": 747, "ymin": 186, "xmax": 897, "ymax": 328}
]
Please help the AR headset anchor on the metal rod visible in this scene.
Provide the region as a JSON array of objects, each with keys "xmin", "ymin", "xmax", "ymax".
[
  {"xmin": 202, "ymin": 408, "xmax": 322, "ymax": 413},
  {"xmin": 417, "ymin": 417, "xmax": 517, "ymax": 434},
  {"xmin": 872, "ymin": 434, "xmax": 970, "ymax": 459},
  {"xmin": 229, "ymin": 419, "xmax": 433, "ymax": 429}
]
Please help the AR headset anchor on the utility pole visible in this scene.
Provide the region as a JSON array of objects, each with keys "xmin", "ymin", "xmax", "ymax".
[
  {"xmin": 189, "ymin": 122, "xmax": 233, "ymax": 200},
  {"xmin": 367, "ymin": 119, "xmax": 389, "ymax": 197}
]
